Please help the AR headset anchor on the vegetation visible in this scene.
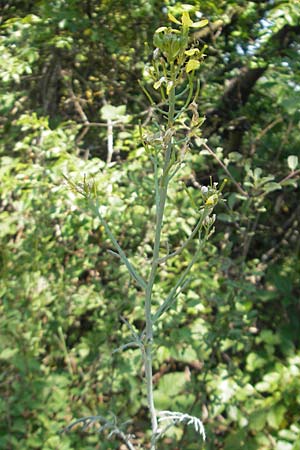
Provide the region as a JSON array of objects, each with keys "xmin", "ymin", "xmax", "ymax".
[{"xmin": 0, "ymin": 1, "xmax": 300, "ymax": 449}]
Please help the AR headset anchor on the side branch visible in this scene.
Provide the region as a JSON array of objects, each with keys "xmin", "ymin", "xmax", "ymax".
[
  {"xmin": 91, "ymin": 199, "xmax": 147, "ymax": 290},
  {"xmin": 62, "ymin": 415, "xmax": 136, "ymax": 450},
  {"xmin": 202, "ymin": 141, "xmax": 248, "ymax": 197},
  {"xmin": 158, "ymin": 207, "xmax": 211, "ymax": 264},
  {"xmin": 153, "ymin": 226, "xmax": 211, "ymax": 322}
]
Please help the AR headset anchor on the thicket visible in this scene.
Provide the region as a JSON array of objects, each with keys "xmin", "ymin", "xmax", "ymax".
[{"xmin": 0, "ymin": 1, "xmax": 300, "ymax": 449}]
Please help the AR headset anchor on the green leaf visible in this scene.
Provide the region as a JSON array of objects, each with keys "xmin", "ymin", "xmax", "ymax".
[
  {"xmin": 263, "ymin": 182, "xmax": 282, "ymax": 193},
  {"xmin": 292, "ymin": 440, "xmax": 300, "ymax": 450},
  {"xmin": 246, "ymin": 352, "xmax": 266, "ymax": 370},
  {"xmin": 158, "ymin": 372, "xmax": 186, "ymax": 396},
  {"xmin": 186, "ymin": 59, "xmax": 200, "ymax": 73},
  {"xmin": 267, "ymin": 404, "xmax": 286, "ymax": 429},
  {"xmin": 101, "ymin": 104, "xmax": 127, "ymax": 121},
  {"xmin": 224, "ymin": 430, "xmax": 247, "ymax": 449},
  {"xmin": 154, "ymin": 372, "xmax": 189, "ymax": 409},
  {"xmin": 228, "ymin": 151, "xmax": 243, "ymax": 162},
  {"xmin": 249, "ymin": 410, "xmax": 267, "ymax": 431},
  {"xmin": 218, "ymin": 213, "xmax": 234, "ymax": 223},
  {"xmin": 276, "ymin": 441, "xmax": 293, "ymax": 450},
  {"xmin": 0, "ymin": 348, "xmax": 18, "ymax": 360},
  {"xmin": 287, "ymin": 155, "xmax": 298, "ymax": 171}
]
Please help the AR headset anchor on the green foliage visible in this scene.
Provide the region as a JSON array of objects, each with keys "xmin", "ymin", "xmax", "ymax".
[{"xmin": 1, "ymin": 1, "xmax": 300, "ymax": 449}]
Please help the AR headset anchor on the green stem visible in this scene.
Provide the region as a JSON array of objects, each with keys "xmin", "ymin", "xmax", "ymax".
[
  {"xmin": 143, "ymin": 342, "xmax": 157, "ymax": 446},
  {"xmin": 143, "ymin": 71, "xmax": 177, "ymax": 448},
  {"xmin": 144, "ymin": 178, "xmax": 169, "ymax": 442},
  {"xmin": 168, "ymin": 63, "xmax": 176, "ymax": 127}
]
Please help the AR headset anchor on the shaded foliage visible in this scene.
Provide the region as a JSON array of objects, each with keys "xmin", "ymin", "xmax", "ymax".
[{"xmin": 0, "ymin": 1, "xmax": 300, "ymax": 449}]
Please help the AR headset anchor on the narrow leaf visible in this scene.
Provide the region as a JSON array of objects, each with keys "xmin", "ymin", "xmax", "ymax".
[{"xmin": 191, "ymin": 19, "xmax": 208, "ymax": 28}]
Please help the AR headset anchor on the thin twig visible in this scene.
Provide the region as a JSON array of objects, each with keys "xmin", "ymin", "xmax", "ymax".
[
  {"xmin": 250, "ymin": 116, "xmax": 283, "ymax": 154},
  {"xmin": 153, "ymin": 229, "xmax": 211, "ymax": 322},
  {"xmin": 91, "ymin": 199, "xmax": 147, "ymax": 290},
  {"xmin": 202, "ymin": 141, "xmax": 248, "ymax": 197},
  {"xmin": 67, "ymin": 83, "xmax": 89, "ymax": 124},
  {"xmin": 62, "ymin": 416, "xmax": 136, "ymax": 450},
  {"xmin": 279, "ymin": 169, "xmax": 300, "ymax": 185},
  {"xmin": 158, "ymin": 207, "xmax": 211, "ymax": 264},
  {"xmin": 106, "ymin": 119, "xmax": 114, "ymax": 164}
]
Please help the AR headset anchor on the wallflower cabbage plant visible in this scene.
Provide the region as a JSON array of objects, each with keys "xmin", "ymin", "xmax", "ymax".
[{"xmin": 64, "ymin": 10, "xmax": 224, "ymax": 449}]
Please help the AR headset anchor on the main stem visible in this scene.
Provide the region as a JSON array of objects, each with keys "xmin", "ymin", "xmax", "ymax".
[
  {"xmin": 144, "ymin": 70, "xmax": 176, "ymax": 449},
  {"xmin": 144, "ymin": 170, "xmax": 169, "ymax": 449}
]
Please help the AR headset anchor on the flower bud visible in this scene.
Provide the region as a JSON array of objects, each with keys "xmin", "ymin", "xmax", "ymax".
[{"xmin": 153, "ymin": 28, "xmax": 188, "ymax": 62}]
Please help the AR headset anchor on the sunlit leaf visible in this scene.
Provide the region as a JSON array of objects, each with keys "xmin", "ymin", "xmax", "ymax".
[
  {"xmin": 101, "ymin": 104, "xmax": 126, "ymax": 121},
  {"xmin": 190, "ymin": 19, "xmax": 208, "ymax": 28},
  {"xmin": 287, "ymin": 155, "xmax": 298, "ymax": 171},
  {"xmin": 263, "ymin": 182, "xmax": 282, "ymax": 193}
]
